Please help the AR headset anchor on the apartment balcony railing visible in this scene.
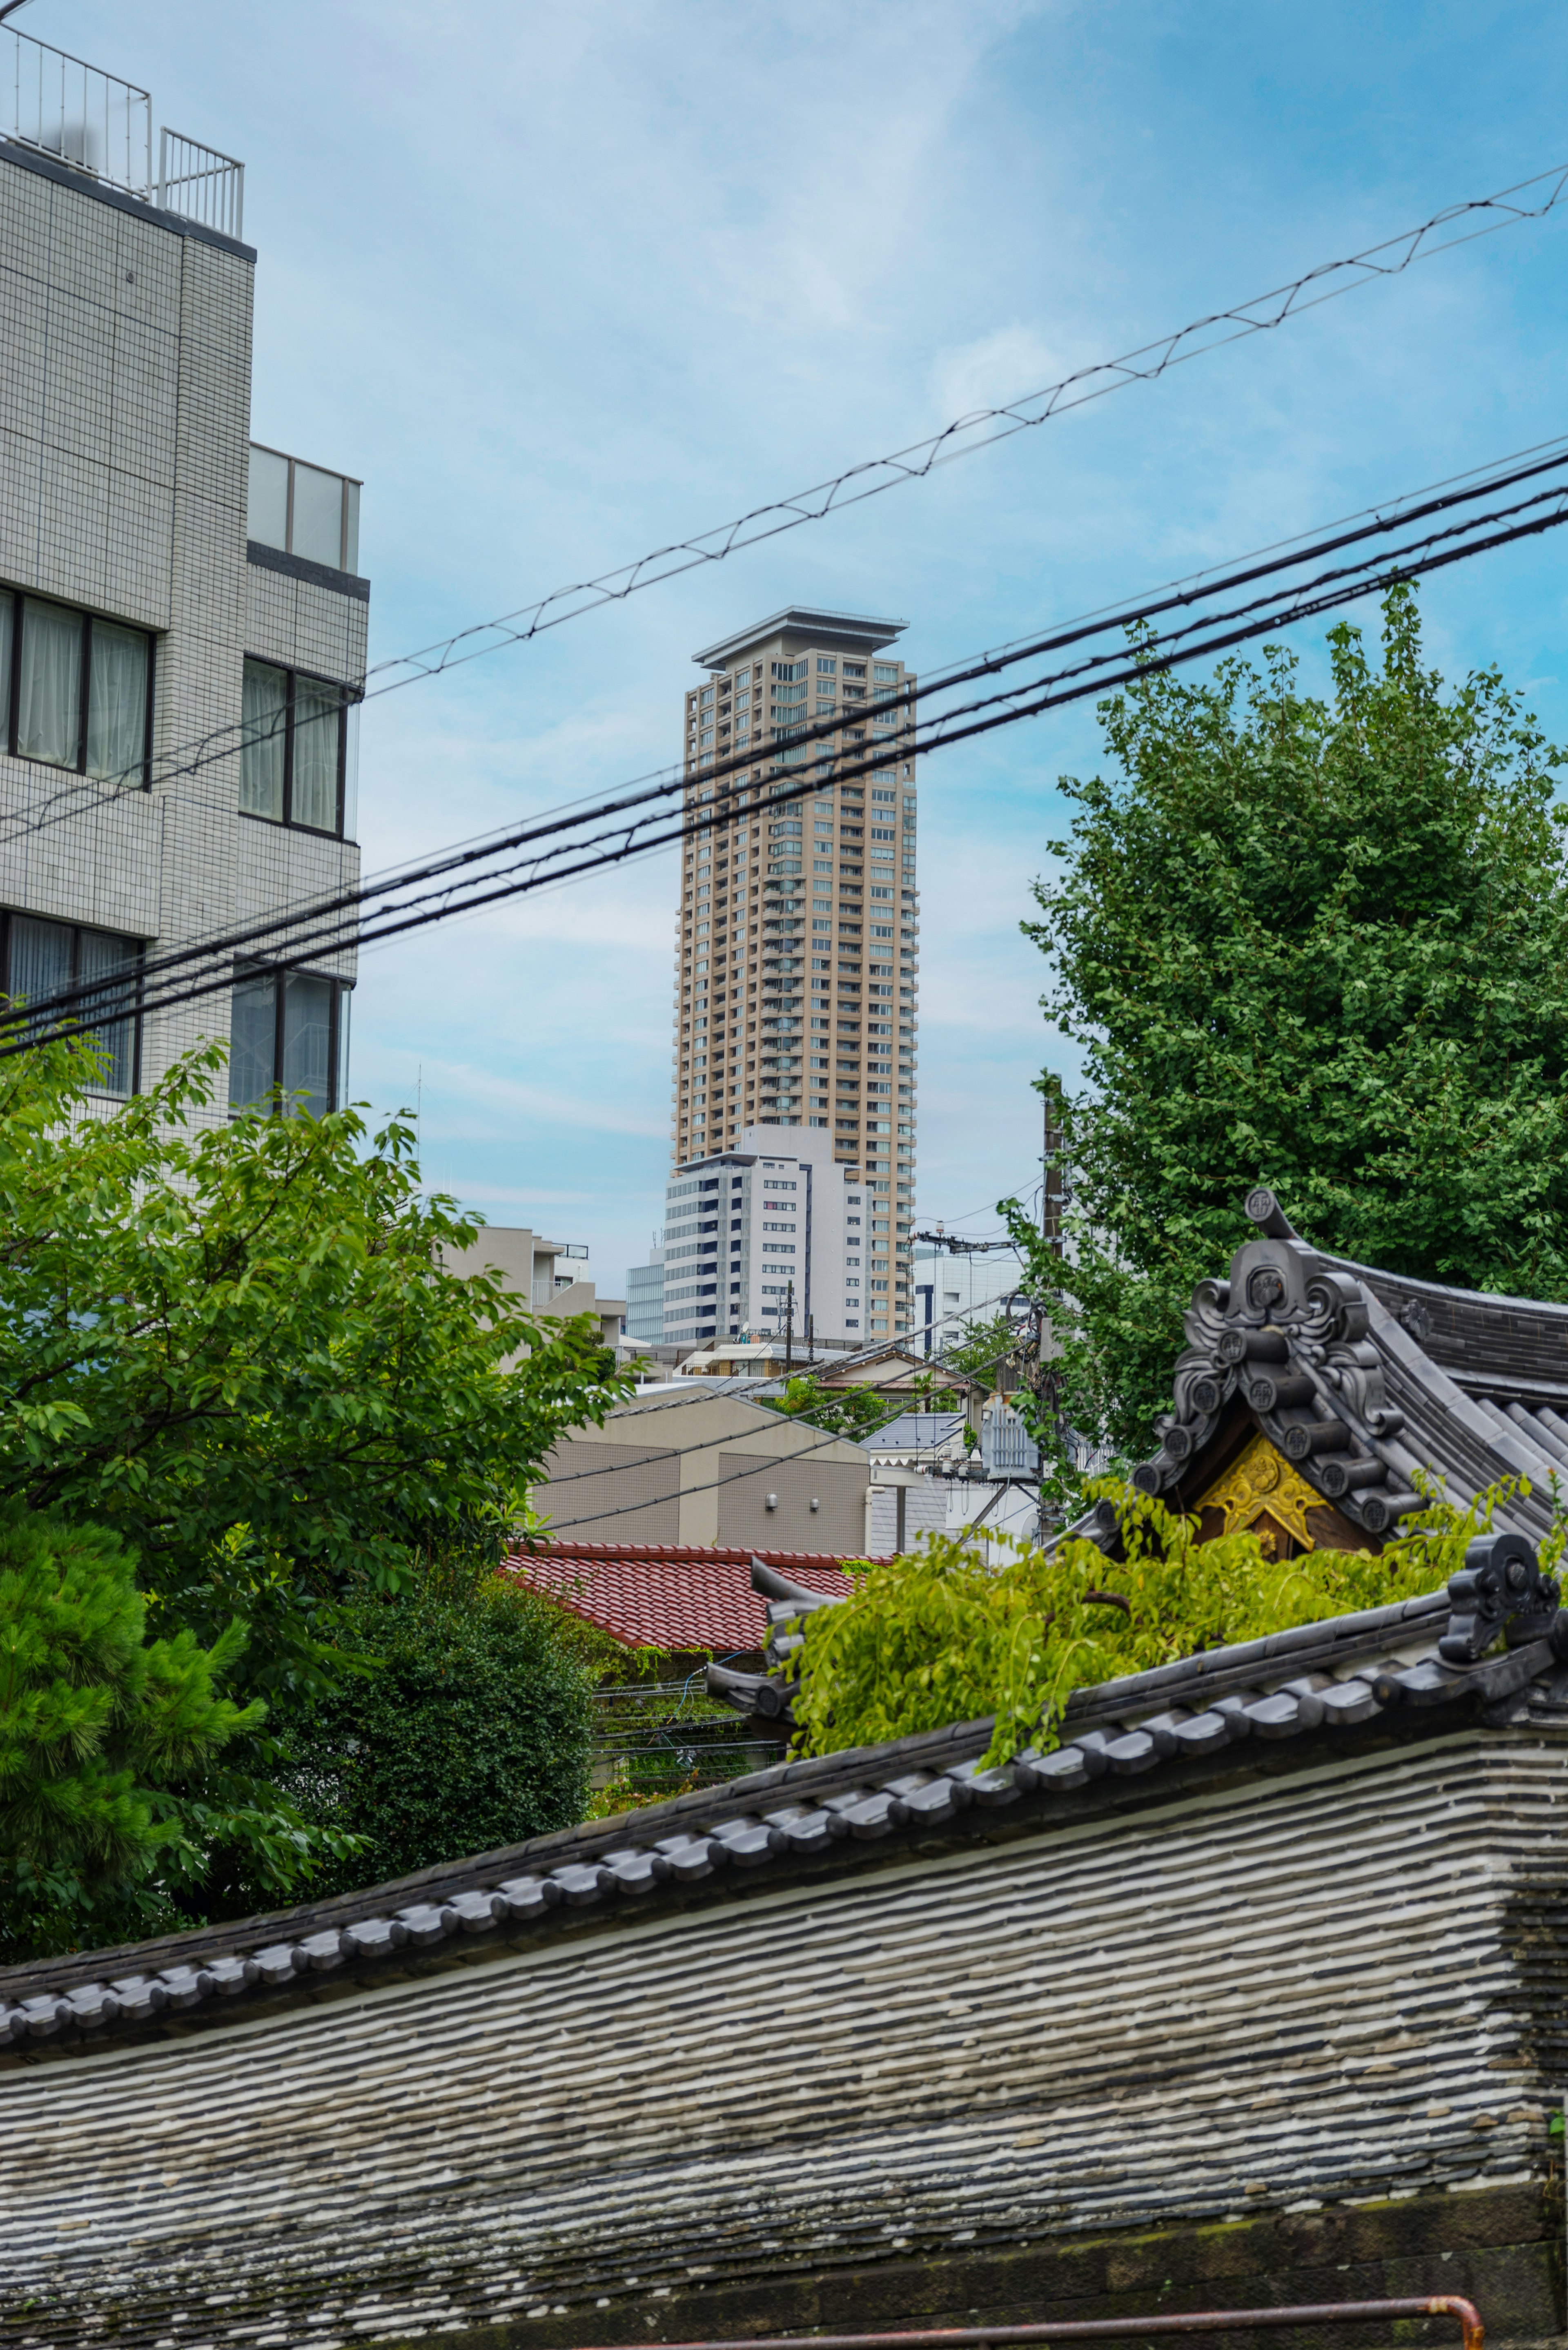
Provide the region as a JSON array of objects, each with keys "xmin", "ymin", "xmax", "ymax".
[
  {"xmin": 0, "ymin": 27, "xmax": 243, "ymax": 241},
  {"xmin": 157, "ymin": 127, "xmax": 244, "ymax": 240}
]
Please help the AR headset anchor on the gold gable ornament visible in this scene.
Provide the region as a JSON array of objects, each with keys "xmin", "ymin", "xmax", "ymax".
[{"xmin": 1197, "ymin": 1431, "xmax": 1321, "ymax": 1552}]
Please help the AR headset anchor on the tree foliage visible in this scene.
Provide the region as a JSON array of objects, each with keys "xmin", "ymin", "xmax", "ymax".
[
  {"xmin": 279, "ymin": 1575, "xmax": 597, "ymax": 1893},
  {"xmin": 0, "ymin": 1037, "xmax": 631, "ymax": 1946},
  {"xmin": 0, "ymin": 1036, "xmax": 630, "ymax": 1701},
  {"xmin": 0, "ymin": 1507, "xmax": 260, "ymax": 1951},
  {"xmin": 792, "ymin": 1477, "xmax": 1543, "ymax": 1768},
  {"xmin": 1007, "ymin": 587, "xmax": 1568, "ymax": 1454},
  {"xmin": 761, "ymin": 1375, "xmax": 905, "ymax": 1439}
]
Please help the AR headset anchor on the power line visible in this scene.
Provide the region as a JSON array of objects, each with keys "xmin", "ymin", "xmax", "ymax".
[
  {"xmin": 9, "ymin": 432, "xmax": 1568, "ymax": 1055},
  {"xmin": 2, "ymin": 159, "xmax": 1564, "ymax": 865},
  {"xmin": 13, "ymin": 422, "xmax": 1568, "ymax": 1037},
  {"xmin": 306, "ymin": 160, "xmax": 1568, "ymax": 699}
]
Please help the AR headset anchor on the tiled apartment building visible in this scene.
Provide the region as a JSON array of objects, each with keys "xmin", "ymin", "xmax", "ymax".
[
  {"xmin": 670, "ymin": 607, "xmax": 919, "ymax": 1342},
  {"xmin": 0, "ymin": 30, "xmax": 364, "ymax": 1117}
]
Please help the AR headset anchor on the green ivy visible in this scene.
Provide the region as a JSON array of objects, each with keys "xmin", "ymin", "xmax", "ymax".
[{"xmin": 791, "ymin": 1476, "xmax": 1546, "ymax": 1768}]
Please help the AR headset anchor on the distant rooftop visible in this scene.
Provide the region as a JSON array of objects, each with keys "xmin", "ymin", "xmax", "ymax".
[
  {"xmin": 694, "ymin": 607, "xmax": 906, "ymax": 670},
  {"xmin": 0, "ymin": 24, "xmax": 243, "ymax": 241}
]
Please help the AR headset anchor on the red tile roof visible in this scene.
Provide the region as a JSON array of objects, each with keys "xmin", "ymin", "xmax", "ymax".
[{"xmin": 508, "ymin": 1538, "xmax": 875, "ymax": 1655}]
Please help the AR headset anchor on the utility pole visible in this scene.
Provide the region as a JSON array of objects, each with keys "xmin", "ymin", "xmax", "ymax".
[
  {"xmin": 1034, "ymin": 1073, "xmax": 1067, "ymax": 1539},
  {"xmin": 784, "ymin": 1282, "xmax": 794, "ymax": 1375}
]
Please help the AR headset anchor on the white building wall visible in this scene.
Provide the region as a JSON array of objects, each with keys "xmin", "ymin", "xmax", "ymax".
[
  {"xmin": 657, "ymin": 1121, "xmax": 872, "ymax": 1349},
  {"xmin": 0, "ymin": 140, "xmax": 364, "ymax": 1119}
]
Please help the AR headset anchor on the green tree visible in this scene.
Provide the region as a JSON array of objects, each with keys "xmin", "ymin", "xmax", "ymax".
[
  {"xmin": 1006, "ymin": 587, "xmax": 1568, "ymax": 1455},
  {"xmin": 761, "ymin": 1375, "xmax": 902, "ymax": 1440},
  {"xmin": 0, "ymin": 1034, "xmax": 630, "ymax": 1940},
  {"xmin": 0, "ymin": 1507, "xmax": 259, "ymax": 1954},
  {"xmin": 792, "ymin": 1477, "xmax": 1532, "ymax": 1768},
  {"xmin": 280, "ymin": 1575, "xmax": 597, "ymax": 1892},
  {"xmin": 0, "ymin": 1035, "xmax": 630, "ymax": 1701},
  {"xmin": 938, "ymin": 1311, "xmax": 1017, "ymax": 1391}
]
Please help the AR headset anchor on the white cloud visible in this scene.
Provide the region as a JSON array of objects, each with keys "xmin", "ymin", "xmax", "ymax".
[{"xmin": 928, "ymin": 324, "xmax": 1080, "ymax": 426}]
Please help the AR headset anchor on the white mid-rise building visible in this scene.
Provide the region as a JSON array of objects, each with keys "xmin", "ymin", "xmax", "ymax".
[
  {"xmin": 658, "ymin": 1121, "xmax": 888, "ymax": 1351},
  {"xmin": 0, "ymin": 26, "xmax": 364, "ymax": 1118}
]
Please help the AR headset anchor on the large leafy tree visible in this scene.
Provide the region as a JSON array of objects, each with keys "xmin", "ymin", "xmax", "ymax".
[
  {"xmin": 279, "ymin": 1575, "xmax": 599, "ymax": 1898},
  {"xmin": 1005, "ymin": 587, "xmax": 1568, "ymax": 1455},
  {"xmin": 0, "ymin": 1037, "xmax": 629, "ymax": 1943},
  {"xmin": 0, "ymin": 1037, "xmax": 628, "ymax": 1697}
]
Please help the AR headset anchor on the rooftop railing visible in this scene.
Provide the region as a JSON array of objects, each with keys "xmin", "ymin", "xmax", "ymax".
[
  {"xmin": 157, "ymin": 127, "xmax": 244, "ymax": 241},
  {"xmin": 0, "ymin": 27, "xmax": 243, "ymax": 240}
]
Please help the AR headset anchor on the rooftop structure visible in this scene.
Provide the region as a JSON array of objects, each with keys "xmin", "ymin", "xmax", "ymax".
[
  {"xmin": 537, "ymin": 1380, "xmax": 871, "ymax": 1551},
  {"xmin": 512, "ymin": 1538, "xmax": 858, "ymax": 1658}
]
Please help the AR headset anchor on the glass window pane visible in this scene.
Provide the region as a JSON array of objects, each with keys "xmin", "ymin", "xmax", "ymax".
[
  {"xmin": 18, "ymin": 599, "xmax": 82, "ymax": 768},
  {"xmin": 240, "ymin": 658, "xmax": 286, "ymax": 820},
  {"xmin": 246, "ymin": 447, "xmax": 289, "ymax": 549},
  {"xmin": 75, "ymin": 925, "xmax": 137, "ymax": 1095},
  {"xmin": 291, "ymin": 680, "xmax": 340, "ymax": 832},
  {"xmin": 281, "ymin": 973, "xmax": 334, "ymax": 1116},
  {"xmin": 85, "ymin": 620, "xmax": 148, "ymax": 781},
  {"xmin": 342, "ymin": 700, "xmax": 359, "ymax": 841},
  {"xmin": 0, "ymin": 597, "xmax": 13, "ymax": 727},
  {"xmin": 9, "ymin": 913, "xmax": 72, "ymax": 1012},
  {"xmin": 291, "ymin": 465, "xmax": 343, "ymax": 567},
  {"xmin": 228, "ymin": 970, "xmax": 277, "ymax": 1110}
]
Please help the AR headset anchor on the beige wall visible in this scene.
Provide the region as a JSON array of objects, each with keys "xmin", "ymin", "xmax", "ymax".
[
  {"xmin": 445, "ymin": 1229, "xmax": 624, "ymax": 1361},
  {"xmin": 540, "ymin": 1389, "xmax": 869, "ymax": 1549}
]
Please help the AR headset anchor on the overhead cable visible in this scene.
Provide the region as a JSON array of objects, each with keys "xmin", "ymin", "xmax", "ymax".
[
  {"xmin": 2, "ymin": 159, "xmax": 1564, "ymax": 863},
  {"xmin": 8, "ymin": 434, "xmax": 1568, "ymax": 1053},
  {"xmin": 10, "ymin": 432, "xmax": 1568, "ymax": 1028}
]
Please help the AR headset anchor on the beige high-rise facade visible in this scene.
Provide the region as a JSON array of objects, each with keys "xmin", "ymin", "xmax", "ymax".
[{"xmin": 672, "ymin": 607, "xmax": 918, "ymax": 1343}]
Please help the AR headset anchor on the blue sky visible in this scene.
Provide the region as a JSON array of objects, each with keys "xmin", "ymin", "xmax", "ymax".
[{"xmin": 50, "ymin": 0, "xmax": 1568, "ymax": 1289}]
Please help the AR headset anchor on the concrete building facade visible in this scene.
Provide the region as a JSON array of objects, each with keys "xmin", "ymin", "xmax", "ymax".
[
  {"xmin": 672, "ymin": 607, "xmax": 918, "ymax": 1340},
  {"xmin": 539, "ymin": 1382, "xmax": 871, "ymax": 1552},
  {"xmin": 0, "ymin": 30, "xmax": 363, "ymax": 1118},
  {"xmin": 658, "ymin": 1119, "xmax": 880, "ymax": 1350},
  {"xmin": 443, "ymin": 1225, "xmax": 626, "ymax": 1354}
]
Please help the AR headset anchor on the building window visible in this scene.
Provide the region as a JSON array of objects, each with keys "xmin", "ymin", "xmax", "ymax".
[
  {"xmin": 0, "ymin": 594, "xmax": 153, "ymax": 785},
  {"xmin": 0, "ymin": 909, "xmax": 140, "ymax": 1095},
  {"xmin": 240, "ymin": 659, "xmax": 348, "ymax": 835},
  {"xmin": 227, "ymin": 966, "xmax": 348, "ymax": 1118}
]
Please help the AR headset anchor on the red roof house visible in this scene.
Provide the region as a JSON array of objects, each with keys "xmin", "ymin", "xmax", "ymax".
[{"xmin": 509, "ymin": 1538, "xmax": 871, "ymax": 1658}]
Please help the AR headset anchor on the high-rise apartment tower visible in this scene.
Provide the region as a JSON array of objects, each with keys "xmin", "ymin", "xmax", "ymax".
[{"xmin": 672, "ymin": 608, "xmax": 918, "ymax": 1342}]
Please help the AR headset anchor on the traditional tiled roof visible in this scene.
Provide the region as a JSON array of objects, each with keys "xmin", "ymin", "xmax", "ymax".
[
  {"xmin": 2, "ymin": 1528, "xmax": 1560, "ymax": 2052},
  {"xmin": 510, "ymin": 1538, "xmax": 860, "ymax": 1652},
  {"xmin": 1122, "ymin": 1188, "xmax": 1568, "ymax": 1547}
]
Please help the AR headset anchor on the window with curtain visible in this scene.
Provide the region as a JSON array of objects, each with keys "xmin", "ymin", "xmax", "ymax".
[
  {"xmin": 2, "ymin": 911, "xmax": 140, "ymax": 1096},
  {"xmin": 86, "ymin": 620, "xmax": 151, "ymax": 781},
  {"xmin": 0, "ymin": 594, "xmax": 152, "ymax": 782},
  {"xmin": 238, "ymin": 658, "xmax": 345, "ymax": 835},
  {"xmin": 228, "ymin": 965, "xmax": 345, "ymax": 1117},
  {"xmin": 240, "ymin": 660, "xmax": 286, "ymax": 819},
  {"xmin": 18, "ymin": 600, "xmax": 83, "ymax": 767}
]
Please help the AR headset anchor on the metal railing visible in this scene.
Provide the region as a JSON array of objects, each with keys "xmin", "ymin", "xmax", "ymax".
[
  {"xmin": 157, "ymin": 127, "xmax": 243, "ymax": 240},
  {"xmin": 0, "ymin": 30, "xmax": 245, "ymax": 241},
  {"xmin": 1, "ymin": 23, "xmax": 149, "ymax": 194},
  {"xmin": 594, "ymin": 2301, "xmax": 1486, "ymax": 2350}
]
